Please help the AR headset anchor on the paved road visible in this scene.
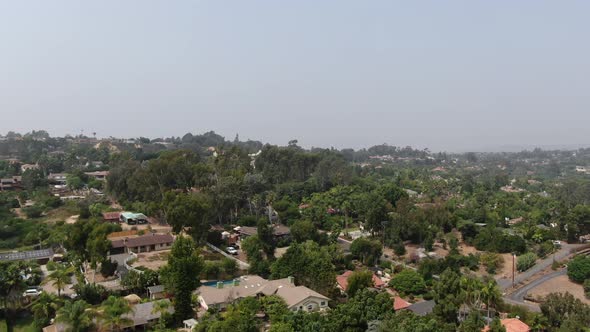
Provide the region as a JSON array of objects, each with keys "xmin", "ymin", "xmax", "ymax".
[
  {"xmin": 508, "ymin": 269, "xmax": 567, "ymax": 303},
  {"xmin": 497, "ymin": 243, "xmax": 583, "ymax": 290}
]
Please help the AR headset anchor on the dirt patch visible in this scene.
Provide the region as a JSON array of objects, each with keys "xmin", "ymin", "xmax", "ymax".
[
  {"xmin": 11, "ymin": 208, "xmax": 26, "ymax": 219},
  {"xmin": 65, "ymin": 215, "xmax": 79, "ymax": 224},
  {"xmin": 527, "ymin": 275, "xmax": 590, "ymax": 304},
  {"xmin": 131, "ymin": 250, "xmax": 171, "ymax": 270}
]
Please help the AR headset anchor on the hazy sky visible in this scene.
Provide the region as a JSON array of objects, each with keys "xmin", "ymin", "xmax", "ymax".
[{"xmin": 1, "ymin": 1, "xmax": 589, "ymax": 152}]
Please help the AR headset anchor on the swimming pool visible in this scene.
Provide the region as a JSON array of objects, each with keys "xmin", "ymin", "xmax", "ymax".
[{"xmin": 202, "ymin": 280, "xmax": 235, "ymax": 287}]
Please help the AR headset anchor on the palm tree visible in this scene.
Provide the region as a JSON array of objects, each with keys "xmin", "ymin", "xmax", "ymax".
[
  {"xmin": 43, "ymin": 265, "xmax": 75, "ymax": 297},
  {"xmin": 56, "ymin": 300, "xmax": 94, "ymax": 332},
  {"xmin": 31, "ymin": 293, "xmax": 61, "ymax": 327},
  {"xmin": 98, "ymin": 296, "xmax": 133, "ymax": 332},
  {"xmin": 151, "ymin": 300, "xmax": 170, "ymax": 330},
  {"xmin": 481, "ymin": 280, "xmax": 502, "ymax": 321}
]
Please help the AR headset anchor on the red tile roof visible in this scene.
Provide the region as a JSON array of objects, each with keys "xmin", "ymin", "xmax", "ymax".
[
  {"xmin": 482, "ymin": 318, "xmax": 530, "ymax": 332},
  {"xmin": 336, "ymin": 270, "xmax": 385, "ymax": 291},
  {"xmin": 393, "ymin": 296, "xmax": 412, "ymax": 311}
]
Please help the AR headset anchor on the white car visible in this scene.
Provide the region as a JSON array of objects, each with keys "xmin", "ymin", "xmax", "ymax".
[
  {"xmin": 553, "ymin": 240, "xmax": 562, "ymax": 247},
  {"xmin": 226, "ymin": 247, "xmax": 238, "ymax": 255},
  {"xmin": 23, "ymin": 288, "xmax": 42, "ymax": 297}
]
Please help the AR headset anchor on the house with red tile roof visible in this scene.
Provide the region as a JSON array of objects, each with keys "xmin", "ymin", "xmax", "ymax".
[
  {"xmin": 482, "ymin": 318, "xmax": 530, "ymax": 332},
  {"xmin": 336, "ymin": 270, "xmax": 385, "ymax": 294},
  {"xmin": 393, "ymin": 296, "xmax": 412, "ymax": 311}
]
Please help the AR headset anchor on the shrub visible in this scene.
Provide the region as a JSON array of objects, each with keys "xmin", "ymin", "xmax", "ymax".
[
  {"xmin": 389, "ymin": 269, "xmax": 426, "ymax": 295},
  {"xmin": 517, "ymin": 253, "xmax": 537, "ymax": 272},
  {"xmin": 23, "ymin": 205, "xmax": 43, "ymax": 218},
  {"xmin": 393, "ymin": 242, "xmax": 406, "ymax": 256},
  {"xmin": 567, "ymin": 255, "xmax": 590, "ymax": 283},
  {"xmin": 222, "ymin": 257, "xmax": 238, "ymax": 276},
  {"xmin": 584, "ymin": 279, "xmax": 590, "ymax": 299},
  {"xmin": 481, "ymin": 252, "xmax": 504, "ymax": 275},
  {"xmin": 100, "ymin": 259, "xmax": 118, "ymax": 277}
]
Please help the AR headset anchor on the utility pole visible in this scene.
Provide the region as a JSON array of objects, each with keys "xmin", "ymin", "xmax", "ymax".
[{"xmin": 512, "ymin": 253, "xmax": 516, "ymax": 288}]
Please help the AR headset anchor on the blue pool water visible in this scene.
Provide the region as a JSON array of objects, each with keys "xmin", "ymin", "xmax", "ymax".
[{"xmin": 202, "ymin": 280, "xmax": 235, "ymax": 287}]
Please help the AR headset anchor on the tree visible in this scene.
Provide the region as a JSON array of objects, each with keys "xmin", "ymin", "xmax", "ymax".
[
  {"xmin": 0, "ymin": 262, "xmax": 27, "ymax": 332},
  {"xmin": 257, "ymin": 218, "xmax": 276, "ymax": 258},
  {"xmin": 74, "ymin": 283, "xmax": 109, "ymax": 305},
  {"xmin": 350, "ymin": 238, "xmax": 382, "ymax": 266},
  {"xmin": 56, "ymin": 300, "xmax": 95, "ymax": 332},
  {"xmin": 433, "ymin": 269, "xmax": 463, "ymax": 324},
  {"xmin": 160, "ymin": 236, "xmax": 203, "ymax": 321},
  {"xmin": 481, "ymin": 280, "xmax": 502, "ymax": 321},
  {"xmin": 567, "ymin": 255, "xmax": 590, "ymax": 283},
  {"xmin": 271, "ymin": 241, "xmax": 336, "ymax": 296},
  {"xmin": 242, "ymin": 235, "xmax": 271, "ymax": 277},
  {"xmin": 488, "ymin": 318, "xmax": 506, "ymax": 332},
  {"xmin": 32, "ymin": 293, "xmax": 61, "ymax": 328},
  {"xmin": 540, "ymin": 292, "xmax": 590, "ymax": 329},
  {"xmin": 43, "ymin": 265, "xmax": 75, "ymax": 297},
  {"xmin": 120, "ymin": 269, "xmax": 159, "ymax": 296},
  {"xmin": 99, "ymin": 296, "xmax": 133, "ymax": 331},
  {"xmin": 163, "ymin": 192, "xmax": 212, "ymax": 244},
  {"xmin": 389, "ymin": 269, "xmax": 426, "ymax": 295},
  {"xmin": 324, "ymin": 289, "xmax": 392, "ymax": 331},
  {"xmin": 151, "ymin": 300, "xmax": 172, "ymax": 331},
  {"xmin": 291, "ymin": 220, "xmax": 320, "ymax": 243},
  {"xmin": 346, "ymin": 270, "xmax": 374, "ymax": 297},
  {"xmin": 379, "ymin": 309, "xmax": 453, "ymax": 332}
]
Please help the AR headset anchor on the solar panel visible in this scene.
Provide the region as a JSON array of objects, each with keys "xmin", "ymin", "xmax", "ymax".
[{"xmin": 0, "ymin": 248, "xmax": 54, "ymax": 261}]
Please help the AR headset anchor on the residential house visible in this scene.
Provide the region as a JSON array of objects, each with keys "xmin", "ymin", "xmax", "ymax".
[
  {"xmin": 47, "ymin": 173, "xmax": 68, "ymax": 185},
  {"xmin": 102, "ymin": 211, "xmax": 122, "ymax": 223},
  {"xmin": 336, "ymin": 270, "xmax": 385, "ymax": 294},
  {"xmin": 21, "ymin": 163, "xmax": 39, "ymax": 173},
  {"xmin": 482, "ymin": 318, "xmax": 530, "ymax": 332},
  {"xmin": 109, "ymin": 233, "xmax": 174, "ymax": 255},
  {"xmin": 237, "ymin": 224, "xmax": 290, "ymax": 241},
  {"xmin": 406, "ymin": 300, "xmax": 435, "ymax": 316},
  {"xmin": 196, "ymin": 275, "xmax": 329, "ymax": 313},
  {"xmin": 0, "ymin": 248, "xmax": 55, "ymax": 264},
  {"xmin": 42, "ymin": 299, "xmax": 174, "ymax": 332},
  {"xmin": 85, "ymin": 170, "xmax": 109, "ymax": 181},
  {"xmin": 393, "ymin": 296, "xmax": 412, "ymax": 311},
  {"xmin": 148, "ymin": 285, "xmax": 167, "ymax": 300},
  {"xmin": 120, "ymin": 212, "xmax": 149, "ymax": 225},
  {"xmin": 0, "ymin": 176, "xmax": 21, "ymax": 191}
]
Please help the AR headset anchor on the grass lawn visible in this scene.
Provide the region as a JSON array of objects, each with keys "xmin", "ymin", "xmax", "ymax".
[{"xmin": 0, "ymin": 315, "xmax": 37, "ymax": 332}]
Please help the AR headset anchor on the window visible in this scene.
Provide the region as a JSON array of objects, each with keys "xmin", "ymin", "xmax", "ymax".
[
  {"xmin": 307, "ymin": 305, "xmax": 313, "ymax": 311},
  {"xmin": 321, "ymin": 301, "xmax": 325, "ymax": 306},
  {"xmin": 299, "ymin": 306, "xmax": 303, "ymax": 310}
]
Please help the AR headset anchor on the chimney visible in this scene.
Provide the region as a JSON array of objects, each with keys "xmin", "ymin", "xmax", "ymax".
[
  {"xmin": 232, "ymin": 279, "xmax": 240, "ymax": 287},
  {"xmin": 288, "ymin": 276, "xmax": 294, "ymax": 285},
  {"xmin": 216, "ymin": 281, "xmax": 224, "ymax": 289}
]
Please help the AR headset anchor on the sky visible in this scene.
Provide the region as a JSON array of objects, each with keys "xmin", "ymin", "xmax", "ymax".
[{"xmin": 1, "ymin": 1, "xmax": 589, "ymax": 152}]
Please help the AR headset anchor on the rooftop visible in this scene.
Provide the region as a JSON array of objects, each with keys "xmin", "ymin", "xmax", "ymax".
[
  {"xmin": 482, "ymin": 318, "xmax": 530, "ymax": 332},
  {"xmin": 111, "ymin": 233, "xmax": 174, "ymax": 248},
  {"xmin": 196, "ymin": 275, "xmax": 328, "ymax": 308},
  {"xmin": 0, "ymin": 248, "xmax": 54, "ymax": 262}
]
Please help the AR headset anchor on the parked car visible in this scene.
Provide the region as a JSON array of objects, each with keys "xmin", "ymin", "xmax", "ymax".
[
  {"xmin": 553, "ymin": 240, "xmax": 562, "ymax": 247},
  {"xmin": 229, "ymin": 244, "xmax": 240, "ymax": 250},
  {"xmin": 226, "ymin": 247, "xmax": 238, "ymax": 255},
  {"xmin": 23, "ymin": 288, "xmax": 42, "ymax": 297}
]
